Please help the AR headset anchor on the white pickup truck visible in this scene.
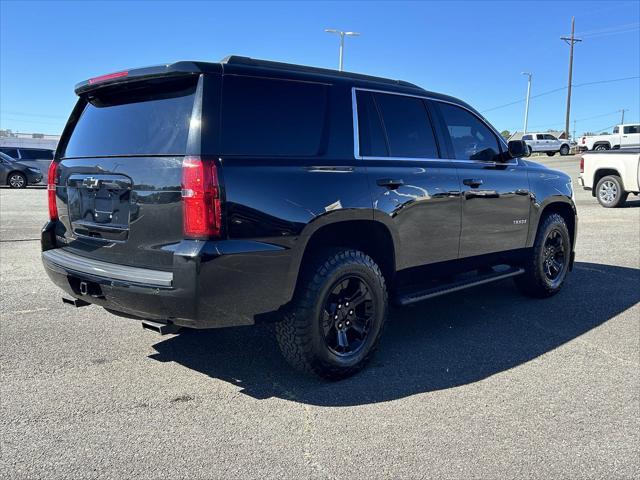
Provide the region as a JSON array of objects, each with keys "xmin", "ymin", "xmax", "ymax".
[
  {"xmin": 579, "ymin": 149, "xmax": 640, "ymax": 207},
  {"xmin": 579, "ymin": 124, "xmax": 640, "ymax": 151},
  {"xmin": 521, "ymin": 132, "xmax": 571, "ymax": 156}
]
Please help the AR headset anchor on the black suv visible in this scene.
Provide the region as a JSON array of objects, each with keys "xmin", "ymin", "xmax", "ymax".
[{"xmin": 42, "ymin": 56, "xmax": 577, "ymax": 379}]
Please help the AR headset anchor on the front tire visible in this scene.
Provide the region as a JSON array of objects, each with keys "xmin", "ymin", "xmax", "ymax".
[
  {"xmin": 515, "ymin": 213, "xmax": 571, "ymax": 298},
  {"xmin": 275, "ymin": 249, "xmax": 388, "ymax": 380},
  {"xmin": 596, "ymin": 175, "xmax": 627, "ymax": 208},
  {"xmin": 8, "ymin": 172, "xmax": 27, "ymax": 189}
]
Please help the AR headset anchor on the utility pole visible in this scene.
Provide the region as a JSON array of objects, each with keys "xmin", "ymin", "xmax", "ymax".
[
  {"xmin": 561, "ymin": 17, "xmax": 582, "ymax": 140},
  {"xmin": 618, "ymin": 108, "xmax": 629, "ymax": 124},
  {"xmin": 521, "ymin": 72, "xmax": 532, "ymax": 134},
  {"xmin": 573, "ymin": 120, "xmax": 576, "ymax": 141},
  {"xmin": 324, "ymin": 29, "xmax": 360, "ymax": 71}
]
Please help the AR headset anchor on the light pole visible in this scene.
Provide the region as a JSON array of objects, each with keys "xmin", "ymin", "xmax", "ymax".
[
  {"xmin": 521, "ymin": 72, "xmax": 532, "ymax": 134},
  {"xmin": 324, "ymin": 29, "xmax": 360, "ymax": 71}
]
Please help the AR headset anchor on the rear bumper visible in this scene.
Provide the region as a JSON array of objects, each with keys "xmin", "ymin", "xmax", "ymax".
[{"xmin": 41, "ymin": 222, "xmax": 295, "ymax": 328}]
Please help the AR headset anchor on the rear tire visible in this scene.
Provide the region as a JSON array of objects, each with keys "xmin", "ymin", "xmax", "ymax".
[
  {"xmin": 596, "ymin": 175, "xmax": 627, "ymax": 208},
  {"xmin": 515, "ymin": 213, "xmax": 571, "ymax": 298},
  {"xmin": 594, "ymin": 143, "xmax": 609, "ymax": 151},
  {"xmin": 546, "ymin": 152, "xmax": 555, "ymax": 157},
  {"xmin": 8, "ymin": 172, "xmax": 27, "ymax": 189},
  {"xmin": 527, "ymin": 145, "xmax": 533, "ymax": 156},
  {"xmin": 275, "ymin": 249, "xmax": 388, "ymax": 380}
]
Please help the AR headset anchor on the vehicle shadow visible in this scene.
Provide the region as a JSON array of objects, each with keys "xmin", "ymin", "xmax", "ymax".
[{"xmin": 149, "ymin": 262, "xmax": 639, "ymax": 406}]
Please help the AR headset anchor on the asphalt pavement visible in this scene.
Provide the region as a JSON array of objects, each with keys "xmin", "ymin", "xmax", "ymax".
[{"xmin": 1, "ymin": 155, "xmax": 638, "ymax": 479}]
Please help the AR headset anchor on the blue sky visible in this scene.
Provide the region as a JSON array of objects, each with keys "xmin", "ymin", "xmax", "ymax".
[{"xmin": 1, "ymin": 0, "xmax": 639, "ymax": 137}]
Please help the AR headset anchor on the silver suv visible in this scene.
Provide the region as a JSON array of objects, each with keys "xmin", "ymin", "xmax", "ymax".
[{"xmin": 521, "ymin": 133, "xmax": 570, "ymax": 156}]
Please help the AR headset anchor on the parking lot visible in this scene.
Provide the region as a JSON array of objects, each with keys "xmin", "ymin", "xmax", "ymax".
[{"xmin": 1, "ymin": 155, "xmax": 638, "ymax": 479}]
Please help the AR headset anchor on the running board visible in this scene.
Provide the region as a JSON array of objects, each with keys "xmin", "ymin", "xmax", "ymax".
[{"xmin": 394, "ymin": 267, "xmax": 525, "ymax": 306}]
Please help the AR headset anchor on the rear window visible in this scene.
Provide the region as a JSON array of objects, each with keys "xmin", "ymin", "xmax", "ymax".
[
  {"xmin": 221, "ymin": 75, "xmax": 329, "ymax": 156},
  {"xmin": 63, "ymin": 78, "xmax": 197, "ymax": 158}
]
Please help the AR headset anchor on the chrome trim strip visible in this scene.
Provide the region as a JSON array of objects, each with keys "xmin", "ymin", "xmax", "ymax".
[
  {"xmin": 42, "ymin": 249, "xmax": 173, "ymax": 287},
  {"xmin": 351, "ymin": 86, "xmax": 517, "ymax": 165},
  {"xmin": 351, "ymin": 87, "xmax": 361, "ymax": 159}
]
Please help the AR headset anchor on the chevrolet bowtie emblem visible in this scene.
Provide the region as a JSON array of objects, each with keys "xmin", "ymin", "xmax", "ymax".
[{"xmin": 82, "ymin": 177, "xmax": 100, "ymax": 189}]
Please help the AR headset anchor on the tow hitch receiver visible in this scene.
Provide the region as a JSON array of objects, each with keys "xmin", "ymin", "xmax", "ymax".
[
  {"xmin": 62, "ymin": 297, "xmax": 91, "ymax": 307},
  {"xmin": 141, "ymin": 320, "xmax": 181, "ymax": 335}
]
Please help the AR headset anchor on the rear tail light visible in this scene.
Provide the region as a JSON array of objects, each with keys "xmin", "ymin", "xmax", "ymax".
[
  {"xmin": 47, "ymin": 161, "xmax": 59, "ymax": 221},
  {"xmin": 181, "ymin": 156, "xmax": 221, "ymax": 239},
  {"xmin": 579, "ymin": 157, "xmax": 584, "ymax": 173},
  {"xmin": 581, "ymin": 137, "xmax": 586, "ymax": 144}
]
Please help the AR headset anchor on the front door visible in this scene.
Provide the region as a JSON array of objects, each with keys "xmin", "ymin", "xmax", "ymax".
[
  {"xmin": 430, "ymin": 100, "xmax": 531, "ymax": 258},
  {"xmin": 355, "ymin": 90, "xmax": 461, "ymax": 270}
]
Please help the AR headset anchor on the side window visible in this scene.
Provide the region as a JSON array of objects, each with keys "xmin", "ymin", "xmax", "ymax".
[
  {"xmin": 544, "ymin": 134, "xmax": 557, "ymax": 140},
  {"xmin": 19, "ymin": 149, "xmax": 50, "ymax": 160},
  {"xmin": 623, "ymin": 125, "xmax": 639, "ymax": 134},
  {"xmin": 373, "ymin": 92, "xmax": 438, "ymax": 158},
  {"xmin": 436, "ymin": 102, "xmax": 501, "ymax": 162},
  {"xmin": 0, "ymin": 148, "xmax": 19, "ymax": 158},
  {"xmin": 613, "ymin": 127, "xmax": 619, "ymax": 134},
  {"xmin": 536, "ymin": 134, "xmax": 545, "ymax": 140},
  {"xmin": 522, "ymin": 135, "xmax": 532, "ymax": 141},
  {"xmin": 221, "ymin": 75, "xmax": 329, "ymax": 156},
  {"xmin": 356, "ymin": 91, "xmax": 388, "ymax": 157}
]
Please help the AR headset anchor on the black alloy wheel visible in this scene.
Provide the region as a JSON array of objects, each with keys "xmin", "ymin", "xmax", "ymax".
[{"xmin": 322, "ymin": 275, "xmax": 374, "ymax": 357}]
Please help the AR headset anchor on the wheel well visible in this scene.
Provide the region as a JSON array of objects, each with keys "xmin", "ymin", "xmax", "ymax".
[
  {"xmin": 592, "ymin": 168, "xmax": 622, "ymax": 196},
  {"xmin": 540, "ymin": 202, "xmax": 576, "ymax": 247},
  {"xmin": 298, "ymin": 220, "xmax": 395, "ymax": 286}
]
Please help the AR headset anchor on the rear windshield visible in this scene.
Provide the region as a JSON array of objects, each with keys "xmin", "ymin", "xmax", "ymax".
[{"xmin": 63, "ymin": 78, "xmax": 197, "ymax": 158}]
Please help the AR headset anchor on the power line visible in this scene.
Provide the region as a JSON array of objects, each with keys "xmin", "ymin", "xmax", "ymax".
[{"xmin": 480, "ymin": 76, "xmax": 640, "ymax": 113}]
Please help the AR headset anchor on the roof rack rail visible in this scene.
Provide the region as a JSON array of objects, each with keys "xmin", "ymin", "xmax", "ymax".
[{"xmin": 220, "ymin": 55, "xmax": 421, "ymax": 89}]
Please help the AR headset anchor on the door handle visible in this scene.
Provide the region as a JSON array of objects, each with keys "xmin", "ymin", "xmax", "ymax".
[
  {"xmin": 463, "ymin": 178, "xmax": 483, "ymax": 188},
  {"xmin": 377, "ymin": 178, "xmax": 404, "ymax": 189}
]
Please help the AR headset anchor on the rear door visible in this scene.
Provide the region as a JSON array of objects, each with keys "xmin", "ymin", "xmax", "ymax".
[
  {"xmin": 431, "ymin": 101, "xmax": 530, "ymax": 258},
  {"xmin": 53, "ymin": 75, "xmax": 203, "ymax": 270},
  {"xmin": 358, "ymin": 90, "xmax": 461, "ymax": 269}
]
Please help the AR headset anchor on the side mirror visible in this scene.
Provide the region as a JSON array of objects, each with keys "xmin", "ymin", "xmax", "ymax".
[{"xmin": 508, "ymin": 140, "xmax": 529, "ymax": 158}]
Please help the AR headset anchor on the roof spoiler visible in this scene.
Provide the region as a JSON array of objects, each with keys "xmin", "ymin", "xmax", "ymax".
[{"xmin": 74, "ymin": 61, "xmax": 221, "ymax": 96}]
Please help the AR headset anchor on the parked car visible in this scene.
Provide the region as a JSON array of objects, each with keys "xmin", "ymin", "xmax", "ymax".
[
  {"xmin": 41, "ymin": 56, "xmax": 577, "ymax": 379},
  {"xmin": 0, "ymin": 152, "xmax": 43, "ymax": 188},
  {"xmin": 521, "ymin": 133, "xmax": 571, "ymax": 156},
  {"xmin": 578, "ymin": 124, "xmax": 640, "ymax": 151},
  {"xmin": 0, "ymin": 147, "xmax": 54, "ymax": 184},
  {"xmin": 578, "ymin": 148, "xmax": 640, "ymax": 207}
]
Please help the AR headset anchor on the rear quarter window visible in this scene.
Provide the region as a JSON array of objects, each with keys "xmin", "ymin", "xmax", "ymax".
[
  {"xmin": 221, "ymin": 75, "xmax": 329, "ymax": 156},
  {"xmin": 63, "ymin": 78, "xmax": 197, "ymax": 158}
]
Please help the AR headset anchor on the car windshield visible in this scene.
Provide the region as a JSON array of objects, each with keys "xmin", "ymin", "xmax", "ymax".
[{"xmin": 0, "ymin": 152, "xmax": 16, "ymax": 162}]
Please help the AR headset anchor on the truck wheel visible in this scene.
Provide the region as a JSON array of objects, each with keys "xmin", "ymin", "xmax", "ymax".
[
  {"xmin": 594, "ymin": 143, "xmax": 609, "ymax": 151},
  {"xmin": 596, "ymin": 175, "xmax": 627, "ymax": 208},
  {"xmin": 8, "ymin": 172, "xmax": 27, "ymax": 189},
  {"xmin": 515, "ymin": 213, "xmax": 571, "ymax": 298},
  {"xmin": 559, "ymin": 144, "xmax": 570, "ymax": 156},
  {"xmin": 527, "ymin": 146, "xmax": 533, "ymax": 156},
  {"xmin": 546, "ymin": 152, "xmax": 555, "ymax": 157},
  {"xmin": 275, "ymin": 249, "xmax": 387, "ymax": 380}
]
